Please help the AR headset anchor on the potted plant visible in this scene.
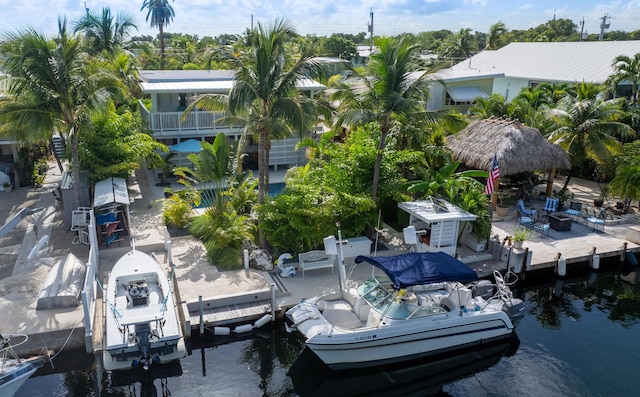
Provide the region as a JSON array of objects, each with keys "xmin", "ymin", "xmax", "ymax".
[
  {"xmin": 512, "ymin": 227, "xmax": 531, "ymax": 249},
  {"xmin": 2, "ymin": 181, "xmax": 12, "ymax": 192},
  {"xmin": 495, "ymin": 192, "xmax": 509, "ymax": 217},
  {"xmin": 594, "ymin": 186, "xmax": 608, "ymax": 208}
]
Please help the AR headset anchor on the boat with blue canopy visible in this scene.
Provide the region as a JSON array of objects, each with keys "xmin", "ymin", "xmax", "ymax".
[{"xmin": 286, "ymin": 251, "xmax": 524, "ymax": 370}]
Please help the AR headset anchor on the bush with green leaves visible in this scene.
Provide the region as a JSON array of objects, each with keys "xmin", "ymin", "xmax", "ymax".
[{"xmin": 162, "ymin": 194, "xmax": 192, "ymax": 229}]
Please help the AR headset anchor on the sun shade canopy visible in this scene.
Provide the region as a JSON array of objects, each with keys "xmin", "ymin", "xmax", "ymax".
[
  {"xmin": 446, "ymin": 86, "xmax": 489, "ymax": 102},
  {"xmin": 354, "ymin": 252, "xmax": 479, "ymax": 290}
]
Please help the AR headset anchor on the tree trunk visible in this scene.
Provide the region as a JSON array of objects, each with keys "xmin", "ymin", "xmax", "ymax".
[
  {"xmin": 257, "ymin": 129, "xmax": 269, "ymax": 248},
  {"xmin": 371, "ymin": 130, "xmax": 388, "ymax": 204},
  {"xmin": 159, "ymin": 23, "xmax": 165, "ymax": 68},
  {"xmin": 70, "ymin": 128, "xmax": 81, "ymax": 213}
]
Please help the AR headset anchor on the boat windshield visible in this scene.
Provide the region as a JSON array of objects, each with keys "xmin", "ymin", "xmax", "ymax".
[{"xmin": 356, "ymin": 277, "xmax": 447, "ymax": 320}]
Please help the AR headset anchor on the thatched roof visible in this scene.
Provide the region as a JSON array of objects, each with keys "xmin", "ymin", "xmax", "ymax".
[{"xmin": 446, "ymin": 118, "xmax": 571, "ymax": 175}]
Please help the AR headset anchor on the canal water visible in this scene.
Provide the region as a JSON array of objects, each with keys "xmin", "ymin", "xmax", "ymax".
[{"xmin": 20, "ymin": 270, "xmax": 640, "ymax": 397}]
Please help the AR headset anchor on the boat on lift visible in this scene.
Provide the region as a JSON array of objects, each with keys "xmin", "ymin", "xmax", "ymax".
[
  {"xmin": 286, "ymin": 251, "xmax": 524, "ymax": 370},
  {"xmin": 103, "ymin": 245, "xmax": 186, "ymax": 371}
]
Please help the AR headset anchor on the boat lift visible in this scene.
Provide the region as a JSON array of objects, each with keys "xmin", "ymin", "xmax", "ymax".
[{"xmin": 0, "ymin": 207, "xmax": 43, "ymax": 239}]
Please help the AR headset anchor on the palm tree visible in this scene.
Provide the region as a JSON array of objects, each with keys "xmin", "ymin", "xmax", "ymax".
[
  {"xmin": 188, "ymin": 18, "xmax": 324, "ymax": 248},
  {"xmin": 0, "ymin": 18, "xmax": 121, "ymax": 205},
  {"xmin": 332, "ymin": 36, "xmax": 433, "ymax": 203},
  {"xmin": 546, "ymin": 83, "xmax": 635, "ymax": 188},
  {"xmin": 140, "ymin": 0, "xmax": 175, "ymax": 65},
  {"xmin": 609, "ymin": 164, "xmax": 640, "ymax": 213},
  {"xmin": 443, "ymin": 28, "xmax": 475, "ymax": 63},
  {"xmin": 609, "ymin": 53, "xmax": 640, "ymax": 106},
  {"xmin": 484, "ymin": 21, "xmax": 507, "ymax": 50},
  {"xmin": 73, "ymin": 7, "xmax": 138, "ymax": 57}
]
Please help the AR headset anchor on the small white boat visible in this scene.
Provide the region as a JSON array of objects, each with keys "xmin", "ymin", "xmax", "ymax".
[
  {"xmin": 286, "ymin": 252, "xmax": 524, "ymax": 370},
  {"xmin": 103, "ymin": 248, "xmax": 186, "ymax": 371},
  {"xmin": 0, "ymin": 334, "xmax": 45, "ymax": 397}
]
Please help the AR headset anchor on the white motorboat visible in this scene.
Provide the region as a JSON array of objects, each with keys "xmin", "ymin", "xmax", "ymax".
[
  {"xmin": 286, "ymin": 252, "xmax": 524, "ymax": 370},
  {"xmin": 0, "ymin": 334, "xmax": 45, "ymax": 397},
  {"xmin": 103, "ymin": 248, "xmax": 186, "ymax": 371}
]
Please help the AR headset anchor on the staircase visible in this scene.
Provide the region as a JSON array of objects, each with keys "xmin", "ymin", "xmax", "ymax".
[{"xmin": 52, "ymin": 135, "xmax": 65, "ymax": 158}]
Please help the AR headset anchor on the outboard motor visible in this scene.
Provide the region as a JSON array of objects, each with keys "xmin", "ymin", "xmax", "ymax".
[{"xmin": 472, "ymin": 280, "xmax": 494, "ymax": 300}]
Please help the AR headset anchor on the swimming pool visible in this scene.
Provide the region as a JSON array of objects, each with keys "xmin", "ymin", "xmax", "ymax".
[{"xmin": 194, "ymin": 182, "xmax": 285, "ymax": 208}]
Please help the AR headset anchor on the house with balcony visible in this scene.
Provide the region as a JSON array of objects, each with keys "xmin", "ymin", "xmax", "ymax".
[
  {"xmin": 426, "ymin": 40, "xmax": 640, "ymax": 112},
  {"xmin": 138, "ymin": 70, "xmax": 326, "ymax": 173}
]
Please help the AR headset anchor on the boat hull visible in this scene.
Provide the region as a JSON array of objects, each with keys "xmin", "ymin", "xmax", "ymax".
[
  {"xmin": 305, "ymin": 315, "xmax": 513, "ymax": 370},
  {"xmin": 103, "ymin": 250, "xmax": 186, "ymax": 371},
  {"xmin": 0, "ymin": 360, "xmax": 41, "ymax": 397},
  {"xmin": 103, "ymin": 338, "xmax": 187, "ymax": 371}
]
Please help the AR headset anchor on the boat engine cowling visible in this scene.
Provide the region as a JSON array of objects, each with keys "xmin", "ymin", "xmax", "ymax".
[{"xmin": 472, "ymin": 280, "xmax": 495, "ymax": 300}]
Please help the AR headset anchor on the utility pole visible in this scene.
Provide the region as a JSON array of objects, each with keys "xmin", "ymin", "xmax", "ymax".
[
  {"xmin": 599, "ymin": 13, "xmax": 611, "ymax": 41},
  {"xmin": 579, "ymin": 17, "xmax": 586, "ymax": 41},
  {"xmin": 367, "ymin": 8, "xmax": 374, "ymax": 52}
]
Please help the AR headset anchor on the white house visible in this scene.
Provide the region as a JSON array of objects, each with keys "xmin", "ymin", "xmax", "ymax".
[
  {"xmin": 427, "ymin": 40, "xmax": 640, "ymax": 111},
  {"xmin": 138, "ymin": 70, "xmax": 326, "ymax": 171}
]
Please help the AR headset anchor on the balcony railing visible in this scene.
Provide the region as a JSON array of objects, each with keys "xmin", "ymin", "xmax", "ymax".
[{"xmin": 139, "ymin": 101, "xmax": 241, "ymax": 135}]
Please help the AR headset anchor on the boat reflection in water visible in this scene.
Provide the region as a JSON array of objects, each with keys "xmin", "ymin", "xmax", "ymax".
[
  {"xmin": 288, "ymin": 333, "xmax": 520, "ymax": 397},
  {"xmin": 102, "ymin": 360, "xmax": 183, "ymax": 397}
]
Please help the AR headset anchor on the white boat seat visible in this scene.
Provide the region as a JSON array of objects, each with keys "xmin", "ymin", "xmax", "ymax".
[
  {"xmin": 316, "ymin": 299, "xmax": 352, "ymax": 312},
  {"xmin": 441, "ymin": 288, "xmax": 472, "ymax": 311},
  {"xmin": 322, "ymin": 309, "xmax": 361, "ymax": 329}
]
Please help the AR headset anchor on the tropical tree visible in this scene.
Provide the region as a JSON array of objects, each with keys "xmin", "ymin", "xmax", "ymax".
[
  {"xmin": 545, "ymin": 83, "xmax": 635, "ymax": 187},
  {"xmin": 442, "ymin": 28, "xmax": 475, "ymax": 62},
  {"xmin": 484, "ymin": 21, "xmax": 507, "ymax": 50},
  {"xmin": 73, "ymin": 7, "xmax": 138, "ymax": 57},
  {"xmin": 609, "ymin": 165, "xmax": 640, "ymax": 213},
  {"xmin": 331, "ymin": 35, "xmax": 433, "ymax": 203},
  {"xmin": 140, "ymin": 0, "xmax": 175, "ymax": 64},
  {"xmin": 0, "ymin": 18, "xmax": 121, "ymax": 205},
  {"xmin": 176, "ymin": 135, "xmax": 256, "ymax": 268},
  {"xmin": 609, "ymin": 53, "xmax": 640, "ymax": 107},
  {"xmin": 189, "ymin": 18, "xmax": 325, "ymax": 248}
]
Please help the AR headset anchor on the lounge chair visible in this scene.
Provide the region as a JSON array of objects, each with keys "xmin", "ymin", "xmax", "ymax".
[
  {"xmin": 517, "ymin": 199, "xmax": 537, "ymax": 218},
  {"xmin": 542, "ymin": 197, "xmax": 559, "ymax": 214}
]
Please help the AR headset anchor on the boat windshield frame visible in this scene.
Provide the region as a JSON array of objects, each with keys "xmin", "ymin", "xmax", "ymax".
[{"xmin": 356, "ymin": 277, "xmax": 447, "ymax": 320}]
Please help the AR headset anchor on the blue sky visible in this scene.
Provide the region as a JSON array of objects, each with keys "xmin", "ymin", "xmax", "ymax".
[{"xmin": 1, "ymin": 1, "xmax": 639, "ymax": 39}]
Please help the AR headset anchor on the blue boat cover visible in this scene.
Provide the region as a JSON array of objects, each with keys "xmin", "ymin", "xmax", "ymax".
[{"xmin": 354, "ymin": 252, "xmax": 479, "ymax": 290}]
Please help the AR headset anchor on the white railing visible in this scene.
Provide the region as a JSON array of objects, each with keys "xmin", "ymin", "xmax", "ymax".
[{"xmin": 139, "ymin": 101, "xmax": 239, "ymax": 134}]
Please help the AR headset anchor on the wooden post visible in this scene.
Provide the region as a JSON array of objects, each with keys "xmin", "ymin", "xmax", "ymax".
[
  {"xmin": 491, "ymin": 176, "xmax": 500, "ymax": 209},
  {"xmin": 545, "ymin": 167, "xmax": 556, "ymax": 197}
]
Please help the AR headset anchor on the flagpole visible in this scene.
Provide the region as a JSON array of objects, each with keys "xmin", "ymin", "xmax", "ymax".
[{"xmin": 491, "ymin": 176, "xmax": 500, "ymax": 210}]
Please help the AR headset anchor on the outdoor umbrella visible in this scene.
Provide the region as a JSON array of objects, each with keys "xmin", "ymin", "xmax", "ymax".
[{"xmin": 170, "ymin": 139, "xmax": 203, "ymax": 153}]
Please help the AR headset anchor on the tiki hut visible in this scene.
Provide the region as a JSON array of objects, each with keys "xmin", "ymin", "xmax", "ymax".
[{"xmin": 446, "ymin": 118, "xmax": 571, "ymax": 201}]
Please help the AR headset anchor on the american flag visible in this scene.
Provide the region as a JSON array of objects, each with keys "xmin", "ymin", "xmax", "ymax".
[{"xmin": 485, "ymin": 154, "xmax": 500, "ymax": 195}]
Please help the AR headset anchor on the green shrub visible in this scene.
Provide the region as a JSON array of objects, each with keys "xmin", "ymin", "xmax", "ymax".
[{"xmin": 162, "ymin": 195, "xmax": 192, "ymax": 229}]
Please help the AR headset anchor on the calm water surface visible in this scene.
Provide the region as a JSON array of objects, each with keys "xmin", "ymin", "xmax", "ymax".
[{"xmin": 20, "ymin": 271, "xmax": 640, "ymax": 397}]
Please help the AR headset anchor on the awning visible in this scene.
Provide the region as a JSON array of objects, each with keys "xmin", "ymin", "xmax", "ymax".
[{"xmin": 446, "ymin": 86, "xmax": 489, "ymax": 102}]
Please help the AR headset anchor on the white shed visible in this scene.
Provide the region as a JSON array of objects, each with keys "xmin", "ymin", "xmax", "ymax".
[
  {"xmin": 398, "ymin": 197, "xmax": 477, "ymax": 257},
  {"xmin": 93, "ymin": 177, "xmax": 130, "ymax": 248}
]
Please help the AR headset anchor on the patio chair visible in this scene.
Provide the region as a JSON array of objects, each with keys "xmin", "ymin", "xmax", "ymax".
[
  {"xmin": 542, "ymin": 197, "xmax": 559, "ymax": 214},
  {"xmin": 585, "ymin": 208, "xmax": 608, "ymax": 232},
  {"xmin": 532, "ymin": 222, "xmax": 550, "ymax": 236},
  {"xmin": 517, "ymin": 199, "xmax": 537, "ymax": 218},
  {"xmin": 565, "ymin": 200, "xmax": 583, "ymax": 220}
]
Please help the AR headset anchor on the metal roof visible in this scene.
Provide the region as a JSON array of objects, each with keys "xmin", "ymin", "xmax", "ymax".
[
  {"xmin": 94, "ymin": 177, "xmax": 129, "ymax": 208},
  {"xmin": 138, "ymin": 70, "xmax": 325, "ymax": 93},
  {"xmin": 436, "ymin": 41, "xmax": 640, "ymax": 84},
  {"xmin": 398, "ymin": 197, "xmax": 477, "ymax": 223}
]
